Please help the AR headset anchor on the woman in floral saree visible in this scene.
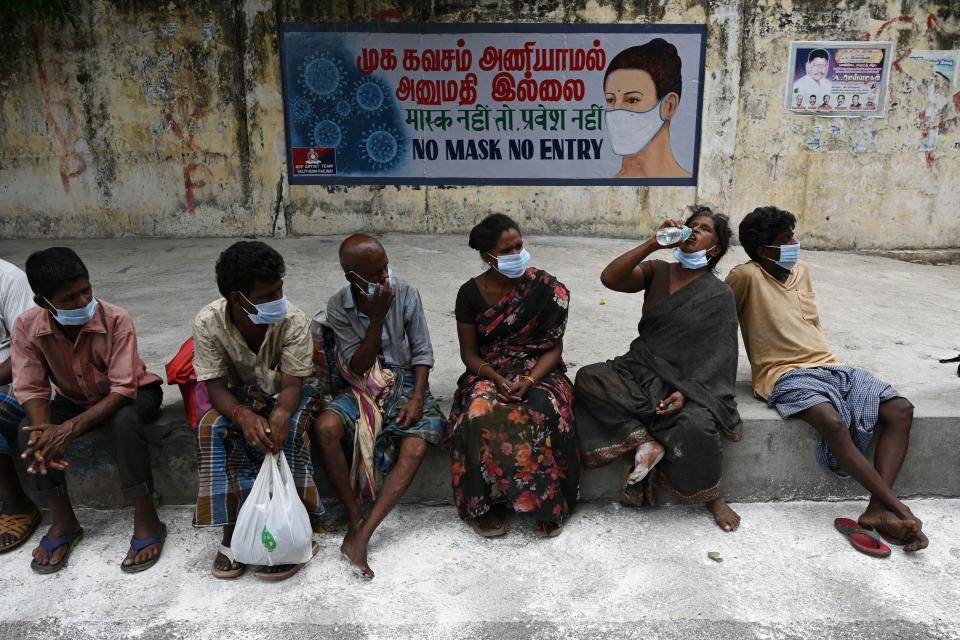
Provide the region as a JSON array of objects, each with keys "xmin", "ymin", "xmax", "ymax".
[{"xmin": 447, "ymin": 214, "xmax": 579, "ymax": 538}]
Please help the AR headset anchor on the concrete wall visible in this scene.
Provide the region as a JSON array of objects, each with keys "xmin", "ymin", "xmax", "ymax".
[{"xmin": 0, "ymin": 1, "xmax": 957, "ymax": 248}]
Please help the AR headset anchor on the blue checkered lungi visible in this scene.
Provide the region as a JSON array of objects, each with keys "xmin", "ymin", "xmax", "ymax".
[{"xmin": 767, "ymin": 365, "xmax": 900, "ymax": 478}]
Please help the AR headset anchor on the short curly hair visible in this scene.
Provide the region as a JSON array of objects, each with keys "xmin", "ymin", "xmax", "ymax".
[
  {"xmin": 739, "ymin": 206, "xmax": 797, "ymax": 262},
  {"xmin": 684, "ymin": 206, "xmax": 732, "ymax": 270},
  {"xmin": 468, "ymin": 214, "xmax": 520, "ymax": 254},
  {"xmin": 215, "ymin": 241, "xmax": 285, "ymax": 298}
]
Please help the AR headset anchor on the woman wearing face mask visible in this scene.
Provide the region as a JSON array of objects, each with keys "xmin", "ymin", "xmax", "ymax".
[
  {"xmin": 574, "ymin": 207, "xmax": 744, "ymax": 532},
  {"xmin": 604, "ymin": 38, "xmax": 690, "ymax": 178},
  {"xmin": 447, "ymin": 214, "xmax": 579, "ymax": 538}
]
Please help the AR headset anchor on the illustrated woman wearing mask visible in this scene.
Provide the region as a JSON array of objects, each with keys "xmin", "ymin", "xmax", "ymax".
[
  {"xmin": 604, "ymin": 38, "xmax": 690, "ymax": 178},
  {"xmin": 447, "ymin": 214, "xmax": 579, "ymax": 539},
  {"xmin": 574, "ymin": 207, "xmax": 744, "ymax": 532}
]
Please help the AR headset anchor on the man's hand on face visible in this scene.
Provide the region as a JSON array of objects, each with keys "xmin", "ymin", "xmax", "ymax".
[{"xmin": 366, "ymin": 277, "xmax": 395, "ymax": 323}]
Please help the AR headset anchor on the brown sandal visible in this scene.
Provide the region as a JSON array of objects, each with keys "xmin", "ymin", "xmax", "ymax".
[
  {"xmin": 534, "ymin": 520, "xmax": 564, "ymax": 539},
  {"xmin": 0, "ymin": 509, "xmax": 42, "ymax": 554},
  {"xmin": 254, "ymin": 541, "xmax": 320, "ymax": 581},
  {"xmin": 211, "ymin": 545, "xmax": 246, "ymax": 579},
  {"xmin": 470, "ymin": 513, "xmax": 506, "ymax": 538}
]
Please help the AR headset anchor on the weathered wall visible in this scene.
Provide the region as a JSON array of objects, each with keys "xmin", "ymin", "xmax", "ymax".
[{"xmin": 0, "ymin": 0, "xmax": 957, "ymax": 248}]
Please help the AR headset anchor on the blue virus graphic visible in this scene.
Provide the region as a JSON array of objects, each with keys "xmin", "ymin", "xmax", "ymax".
[
  {"xmin": 353, "ymin": 78, "xmax": 389, "ymax": 115},
  {"xmin": 360, "ymin": 125, "xmax": 404, "ymax": 171},
  {"xmin": 312, "ymin": 118, "xmax": 344, "ymax": 149},
  {"xmin": 299, "ymin": 53, "xmax": 345, "ymax": 100},
  {"xmin": 291, "ymin": 96, "xmax": 314, "ymax": 125},
  {"xmin": 335, "ymin": 99, "xmax": 352, "ymax": 117}
]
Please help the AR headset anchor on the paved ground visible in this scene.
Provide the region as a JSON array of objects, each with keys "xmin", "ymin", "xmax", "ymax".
[{"xmin": 0, "ymin": 500, "xmax": 957, "ymax": 640}]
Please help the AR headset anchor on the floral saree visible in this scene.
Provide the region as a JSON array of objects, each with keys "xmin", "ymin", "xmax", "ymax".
[{"xmin": 447, "ymin": 268, "xmax": 579, "ymax": 524}]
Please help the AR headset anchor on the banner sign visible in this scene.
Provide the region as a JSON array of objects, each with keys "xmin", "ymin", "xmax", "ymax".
[
  {"xmin": 279, "ymin": 23, "xmax": 707, "ymax": 185},
  {"xmin": 785, "ymin": 41, "xmax": 894, "ymax": 118}
]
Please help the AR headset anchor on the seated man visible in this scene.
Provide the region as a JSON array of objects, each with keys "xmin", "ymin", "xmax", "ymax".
[
  {"xmin": 12, "ymin": 248, "xmax": 166, "ymax": 573},
  {"xmin": 192, "ymin": 241, "xmax": 323, "ymax": 581},
  {"xmin": 726, "ymin": 207, "xmax": 927, "ymax": 552},
  {"xmin": 313, "ymin": 234, "xmax": 445, "ymax": 579},
  {"xmin": 0, "ymin": 258, "xmax": 37, "ymax": 554}
]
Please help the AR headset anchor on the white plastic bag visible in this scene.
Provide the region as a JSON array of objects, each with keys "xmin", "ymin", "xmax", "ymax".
[{"xmin": 232, "ymin": 452, "xmax": 314, "ymax": 566}]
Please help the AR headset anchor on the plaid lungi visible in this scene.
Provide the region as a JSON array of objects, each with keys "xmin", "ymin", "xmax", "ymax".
[
  {"xmin": 0, "ymin": 384, "xmax": 25, "ymax": 456},
  {"xmin": 768, "ymin": 365, "xmax": 900, "ymax": 478},
  {"xmin": 194, "ymin": 384, "xmax": 325, "ymax": 527}
]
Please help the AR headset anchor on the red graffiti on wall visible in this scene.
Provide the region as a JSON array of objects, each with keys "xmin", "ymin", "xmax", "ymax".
[
  {"xmin": 34, "ymin": 24, "xmax": 87, "ymax": 194},
  {"xmin": 162, "ymin": 102, "xmax": 213, "ymax": 214}
]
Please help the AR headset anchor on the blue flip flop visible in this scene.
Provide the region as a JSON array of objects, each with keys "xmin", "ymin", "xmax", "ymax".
[
  {"xmin": 121, "ymin": 522, "xmax": 167, "ymax": 574},
  {"xmin": 30, "ymin": 529, "xmax": 84, "ymax": 574}
]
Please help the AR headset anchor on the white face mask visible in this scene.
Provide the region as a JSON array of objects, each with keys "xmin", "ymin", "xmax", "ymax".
[{"xmin": 605, "ymin": 98, "xmax": 666, "ymax": 156}]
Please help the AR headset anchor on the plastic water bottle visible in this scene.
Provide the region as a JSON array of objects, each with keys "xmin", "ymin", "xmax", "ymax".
[{"xmin": 656, "ymin": 226, "xmax": 692, "ymax": 246}]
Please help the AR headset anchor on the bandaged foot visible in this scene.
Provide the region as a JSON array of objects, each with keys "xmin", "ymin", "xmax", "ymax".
[{"xmin": 626, "ymin": 440, "xmax": 665, "ymax": 487}]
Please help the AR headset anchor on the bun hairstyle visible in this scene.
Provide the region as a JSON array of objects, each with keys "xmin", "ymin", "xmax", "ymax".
[
  {"xmin": 604, "ymin": 38, "xmax": 683, "ymax": 100},
  {"xmin": 468, "ymin": 214, "xmax": 520, "ymax": 254}
]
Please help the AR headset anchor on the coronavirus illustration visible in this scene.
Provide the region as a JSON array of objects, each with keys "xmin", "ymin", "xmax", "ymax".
[
  {"xmin": 353, "ymin": 77, "xmax": 389, "ymax": 115},
  {"xmin": 291, "ymin": 96, "xmax": 314, "ymax": 125},
  {"xmin": 360, "ymin": 124, "xmax": 404, "ymax": 170},
  {"xmin": 299, "ymin": 53, "xmax": 345, "ymax": 100},
  {"xmin": 312, "ymin": 118, "xmax": 345, "ymax": 150}
]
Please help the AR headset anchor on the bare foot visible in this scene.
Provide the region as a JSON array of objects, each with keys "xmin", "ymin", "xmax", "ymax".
[
  {"xmin": 626, "ymin": 441, "xmax": 665, "ymax": 486},
  {"xmin": 858, "ymin": 504, "xmax": 920, "ymax": 542},
  {"xmin": 32, "ymin": 520, "xmax": 82, "ymax": 568},
  {"xmin": 904, "ymin": 529, "xmax": 929, "ymax": 553},
  {"xmin": 340, "ymin": 529, "xmax": 374, "ymax": 579},
  {"xmin": 706, "ymin": 498, "xmax": 740, "ymax": 532}
]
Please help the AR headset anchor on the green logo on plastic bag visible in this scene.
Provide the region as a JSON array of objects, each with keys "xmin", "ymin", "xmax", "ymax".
[{"xmin": 261, "ymin": 526, "xmax": 277, "ymax": 552}]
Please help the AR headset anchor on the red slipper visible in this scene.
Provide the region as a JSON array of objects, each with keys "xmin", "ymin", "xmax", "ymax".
[
  {"xmin": 863, "ymin": 526, "xmax": 906, "ymax": 547},
  {"xmin": 834, "ymin": 517, "xmax": 891, "ymax": 558}
]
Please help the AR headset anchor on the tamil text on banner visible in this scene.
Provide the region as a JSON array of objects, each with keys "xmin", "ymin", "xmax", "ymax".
[{"xmin": 279, "ymin": 24, "xmax": 707, "ymax": 185}]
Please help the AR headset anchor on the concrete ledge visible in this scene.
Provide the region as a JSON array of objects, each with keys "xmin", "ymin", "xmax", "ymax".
[
  {"xmin": 2, "ymin": 236, "xmax": 957, "ymax": 509},
  {"xmin": 24, "ymin": 390, "xmax": 958, "ymax": 509}
]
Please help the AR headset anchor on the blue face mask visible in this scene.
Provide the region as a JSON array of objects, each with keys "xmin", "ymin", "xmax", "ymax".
[
  {"xmin": 487, "ymin": 249, "xmax": 531, "ymax": 279},
  {"xmin": 674, "ymin": 246, "xmax": 715, "ymax": 270},
  {"xmin": 44, "ymin": 296, "xmax": 98, "ymax": 326},
  {"xmin": 765, "ymin": 243, "xmax": 800, "ymax": 270},
  {"xmin": 241, "ymin": 293, "xmax": 288, "ymax": 325},
  {"xmin": 351, "ymin": 267, "xmax": 395, "ymax": 297}
]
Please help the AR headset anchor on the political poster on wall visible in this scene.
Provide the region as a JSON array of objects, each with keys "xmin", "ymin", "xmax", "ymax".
[
  {"xmin": 785, "ymin": 41, "xmax": 894, "ymax": 117},
  {"xmin": 279, "ymin": 23, "xmax": 706, "ymax": 186}
]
